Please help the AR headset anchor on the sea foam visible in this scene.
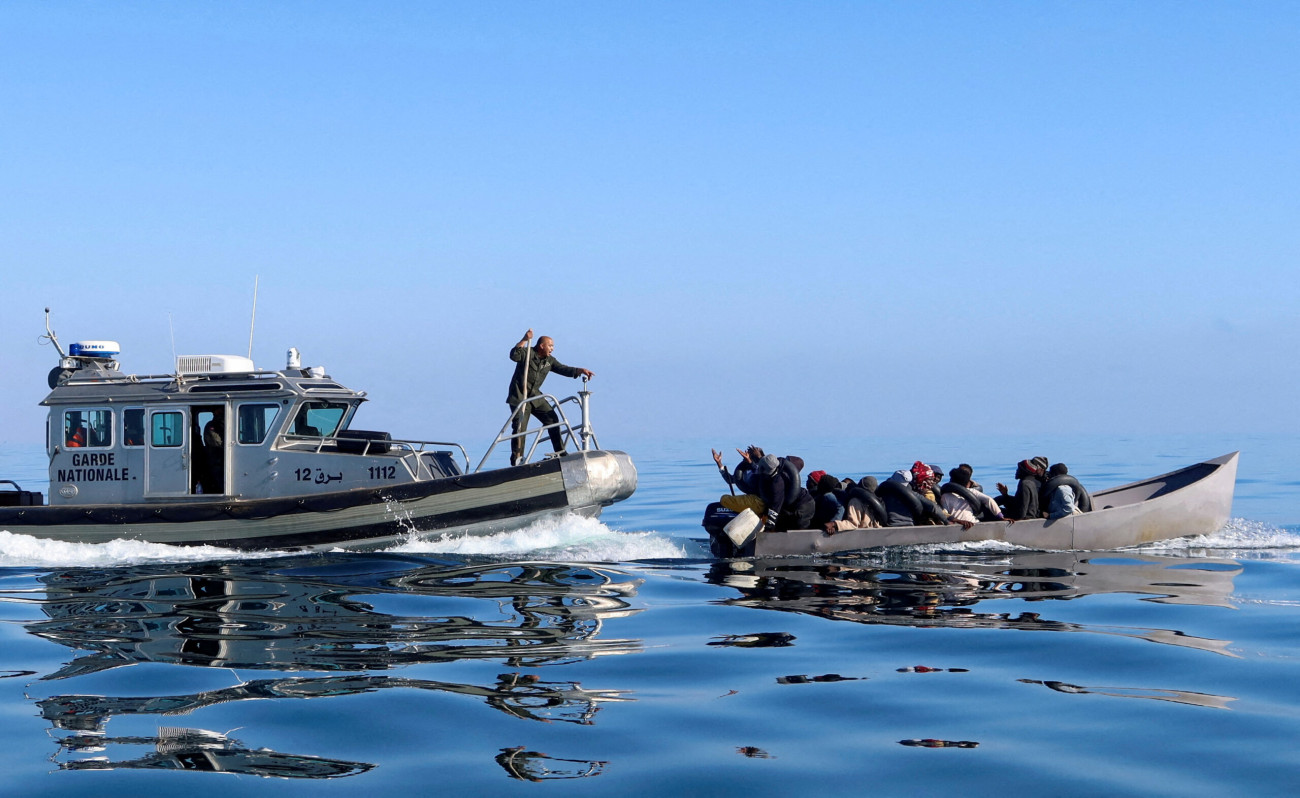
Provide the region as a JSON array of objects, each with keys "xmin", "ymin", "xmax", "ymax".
[
  {"xmin": 1138, "ymin": 517, "xmax": 1300, "ymax": 557},
  {"xmin": 0, "ymin": 529, "xmax": 286, "ymax": 568},
  {"xmin": 391, "ymin": 513, "xmax": 691, "ymax": 561}
]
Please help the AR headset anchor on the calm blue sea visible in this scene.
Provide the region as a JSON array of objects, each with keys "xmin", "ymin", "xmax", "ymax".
[{"xmin": 1, "ymin": 434, "xmax": 1297, "ymax": 796}]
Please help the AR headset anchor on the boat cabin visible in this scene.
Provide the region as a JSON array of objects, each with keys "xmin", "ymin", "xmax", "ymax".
[{"xmin": 42, "ymin": 344, "xmax": 464, "ymax": 506}]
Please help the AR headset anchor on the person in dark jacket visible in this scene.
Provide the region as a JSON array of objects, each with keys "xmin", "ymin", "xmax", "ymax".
[
  {"xmin": 711, "ymin": 445, "xmax": 766, "ymax": 515},
  {"xmin": 877, "ymin": 469, "xmax": 950, "ymax": 527},
  {"xmin": 809, "ymin": 473, "xmax": 847, "ymax": 528},
  {"xmin": 506, "ymin": 330, "xmax": 594, "ymax": 465},
  {"xmin": 996, "ymin": 457, "xmax": 1047, "ymax": 519},
  {"xmin": 713, "ymin": 445, "xmax": 762, "ymax": 491},
  {"xmin": 755, "ymin": 454, "xmax": 815, "ymax": 530}
]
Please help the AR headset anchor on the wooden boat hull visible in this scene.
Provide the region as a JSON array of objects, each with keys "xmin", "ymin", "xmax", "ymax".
[
  {"xmin": 708, "ymin": 453, "xmax": 1238, "ymax": 557},
  {"xmin": 0, "ymin": 450, "xmax": 637, "ymax": 551}
]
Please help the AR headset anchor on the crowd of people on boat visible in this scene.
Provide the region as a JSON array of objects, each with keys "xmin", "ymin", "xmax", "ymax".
[{"xmin": 710, "ymin": 447, "xmax": 1093, "ymax": 534}]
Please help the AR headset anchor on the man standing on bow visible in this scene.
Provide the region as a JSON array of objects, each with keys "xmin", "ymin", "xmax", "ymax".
[{"xmin": 507, "ymin": 329, "xmax": 594, "ymax": 466}]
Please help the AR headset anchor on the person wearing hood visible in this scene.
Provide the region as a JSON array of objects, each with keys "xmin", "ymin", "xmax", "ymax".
[
  {"xmin": 809, "ymin": 473, "xmax": 847, "ymax": 529},
  {"xmin": 876, "ymin": 468, "xmax": 950, "ymax": 527},
  {"xmin": 826, "ymin": 475, "xmax": 887, "ymax": 534},
  {"xmin": 939, "ymin": 465, "xmax": 1006, "ymax": 529},
  {"xmin": 996, "ymin": 456, "xmax": 1048, "ymax": 520},
  {"xmin": 1044, "ymin": 463, "xmax": 1093, "ymax": 519},
  {"xmin": 755, "ymin": 454, "xmax": 815, "ymax": 531}
]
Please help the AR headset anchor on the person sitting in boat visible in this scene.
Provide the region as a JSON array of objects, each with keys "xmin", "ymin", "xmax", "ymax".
[
  {"xmin": 804, "ymin": 469, "xmax": 826, "ymax": 494},
  {"xmin": 958, "ymin": 463, "xmax": 984, "ymax": 493},
  {"xmin": 507, "ymin": 329, "xmax": 594, "ymax": 466},
  {"xmin": 877, "ymin": 468, "xmax": 950, "ymax": 527},
  {"xmin": 825, "ymin": 475, "xmax": 887, "ymax": 534},
  {"xmin": 911, "ymin": 462, "xmax": 953, "ymax": 525},
  {"xmin": 293, "ymin": 411, "xmax": 322, "ymax": 437},
  {"xmin": 65, "ymin": 423, "xmax": 86, "ymax": 448},
  {"xmin": 1044, "ymin": 463, "xmax": 1093, "ymax": 519},
  {"xmin": 809, "ymin": 472, "xmax": 847, "ymax": 529},
  {"xmin": 939, "ymin": 465, "xmax": 1006, "ymax": 529},
  {"xmin": 755, "ymin": 454, "xmax": 814, "ymax": 531},
  {"xmin": 124, "ymin": 413, "xmax": 144, "ymax": 447},
  {"xmin": 996, "ymin": 456, "xmax": 1048, "ymax": 520},
  {"xmin": 711, "ymin": 445, "xmax": 766, "ymax": 516},
  {"xmin": 912, "ymin": 462, "xmax": 942, "ymax": 503}
]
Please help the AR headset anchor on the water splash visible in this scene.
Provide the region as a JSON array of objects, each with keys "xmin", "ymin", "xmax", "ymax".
[
  {"xmin": 0, "ymin": 530, "xmax": 288, "ymax": 568},
  {"xmin": 392, "ymin": 514, "xmax": 689, "ymax": 561},
  {"xmin": 1139, "ymin": 518, "xmax": 1300, "ymax": 558}
]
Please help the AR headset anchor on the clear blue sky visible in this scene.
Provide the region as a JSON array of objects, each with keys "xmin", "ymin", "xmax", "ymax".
[{"xmin": 3, "ymin": 2, "xmax": 1298, "ymax": 448}]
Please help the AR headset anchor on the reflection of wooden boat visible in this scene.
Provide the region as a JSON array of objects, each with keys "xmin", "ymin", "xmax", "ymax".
[
  {"xmin": 706, "ymin": 453, "xmax": 1239, "ymax": 557},
  {"xmin": 708, "ymin": 552, "xmax": 1242, "ymax": 655}
]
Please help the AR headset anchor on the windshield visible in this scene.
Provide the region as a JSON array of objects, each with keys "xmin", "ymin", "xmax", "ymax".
[{"xmin": 291, "ymin": 401, "xmax": 349, "ymax": 438}]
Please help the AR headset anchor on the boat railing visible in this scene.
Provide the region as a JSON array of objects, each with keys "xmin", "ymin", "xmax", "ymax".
[
  {"xmin": 474, "ymin": 384, "xmax": 600, "ymax": 473},
  {"xmin": 281, "ymin": 433, "xmax": 471, "ymax": 476}
]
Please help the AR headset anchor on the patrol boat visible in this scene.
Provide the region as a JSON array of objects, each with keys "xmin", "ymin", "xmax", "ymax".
[{"xmin": 0, "ymin": 312, "xmax": 637, "ymax": 551}]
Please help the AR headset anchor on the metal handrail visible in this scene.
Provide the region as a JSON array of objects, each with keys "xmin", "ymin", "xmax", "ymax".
[
  {"xmin": 280, "ymin": 433, "xmax": 471, "ymax": 474},
  {"xmin": 474, "ymin": 386, "xmax": 599, "ymax": 473}
]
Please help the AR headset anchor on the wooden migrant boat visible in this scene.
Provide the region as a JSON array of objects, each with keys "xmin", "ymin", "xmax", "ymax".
[{"xmin": 703, "ymin": 452, "xmax": 1239, "ymax": 557}]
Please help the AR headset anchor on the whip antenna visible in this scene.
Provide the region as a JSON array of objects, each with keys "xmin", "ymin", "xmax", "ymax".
[
  {"xmin": 247, "ymin": 275, "xmax": 259, "ymax": 359},
  {"xmin": 168, "ymin": 312, "xmax": 178, "ymax": 363}
]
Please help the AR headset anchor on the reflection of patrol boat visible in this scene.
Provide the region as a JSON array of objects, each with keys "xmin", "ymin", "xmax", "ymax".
[
  {"xmin": 55, "ymin": 727, "xmax": 374, "ymax": 779},
  {"xmin": 25, "ymin": 556, "xmax": 639, "ymax": 777},
  {"xmin": 0, "ymin": 312, "xmax": 636, "ymax": 550},
  {"xmin": 28, "ymin": 555, "xmax": 643, "ymax": 678},
  {"xmin": 39, "ymin": 672, "xmax": 632, "ymax": 737}
]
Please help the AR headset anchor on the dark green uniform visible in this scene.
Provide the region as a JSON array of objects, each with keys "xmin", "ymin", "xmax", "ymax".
[{"xmin": 507, "ymin": 344, "xmax": 584, "ymax": 464}]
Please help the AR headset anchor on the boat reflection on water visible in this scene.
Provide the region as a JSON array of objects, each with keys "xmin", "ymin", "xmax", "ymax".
[
  {"xmin": 30, "ymin": 554, "xmax": 643, "ymax": 677},
  {"xmin": 39, "ymin": 671, "xmax": 632, "ymax": 733},
  {"xmin": 706, "ymin": 551, "xmax": 1242, "ymax": 655},
  {"xmin": 54, "ymin": 727, "xmax": 373, "ymax": 779},
  {"xmin": 495, "ymin": 746, "xmax": 608, "ymax": 781},
  {"xmin": 1017, "ymin": 678, "xmax": 1236, "ymax": 709},
  {"xmin": 25, "ymin": 553, "xmax": 642, "ymax": 778}
]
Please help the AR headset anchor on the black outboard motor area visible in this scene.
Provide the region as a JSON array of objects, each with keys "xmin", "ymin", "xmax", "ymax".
[
  {"xmin": 0, "ymin": 480, "xmax": 44, "ymax": 507},
  {"xmin": 702, "ymin": 502, "xmax": 756, "ymax": 557}
]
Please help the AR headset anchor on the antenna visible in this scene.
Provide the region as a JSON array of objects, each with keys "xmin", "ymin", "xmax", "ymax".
[
  {"xmin": 168, "ymin": 312, "xmax": 186, "ymax": 384},
  {"xmin": 168, "ymin": 312, "xmax": 178, "ymax": 363},
  {"xmin": 42, "ymin": 307, "xmax": 67, "ymax": 358},
  {"xmin": 247, "ymin": 275, "xmax": 259, "ymax": 359}
]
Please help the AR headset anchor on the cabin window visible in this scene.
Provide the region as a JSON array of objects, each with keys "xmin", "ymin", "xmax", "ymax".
[
  {"xmin": 64, "ymin": 409, "xmax": 112, "ymax": 448},
  {"xmin": 123, "ymin": 408, "xmax": 145, "ymax": 447},
  {"xmin": 291, "ymin": 401, "xmax": 347, "ymax": 438},
  {"xmin": 238, "ymin": 403, "xmax": 281, "ymax": 445},
  {"xmin": 151, "ymin": 411, "xmax": 184, "ymax": 447}
]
